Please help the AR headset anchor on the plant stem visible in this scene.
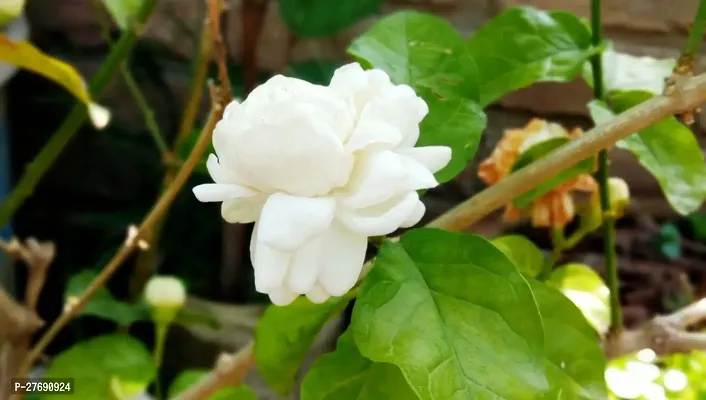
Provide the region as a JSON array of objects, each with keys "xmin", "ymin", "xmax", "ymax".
[
  {"xmin": 17, "ymin": 103, "xmax": 224, "ymax": 378},
  {"xmin": 0, "ymin": 0, "xmax": 159, "ymax": 230},
  {"xmin": 153, "ymin": 322, "xmax": 168, "ymax": 399},
  {"xmin": 591, "ymin": 0, "xmax": 623, "ymax": 333},
  {"xmin": 685, "ymin": 0, "xmax": 706, "ymax": 56},
  {"xmin": 120, "ymin": 63, "xmax": 170, "ymax": 156},
  {"xmin": 130, "ymin": 11, "xmax": 215, "ymax": 300}
]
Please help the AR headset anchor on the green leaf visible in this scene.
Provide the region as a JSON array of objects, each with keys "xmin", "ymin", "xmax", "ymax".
[
  {"xmin": 688, "ymin": 213, "xmax": 706, "ymax": 241},
  {"xmin": 466, "ymin": 6, "xmax": 596, "ymax": 106},
  {"xmin": 348, "ymin": 11, "xmax": 486, "ymax": 182},
  {"xmin": 300, "ymin": 331, "xmax": 418, "ymax": 400},
  {"xmin": 547, "ymin": 263, "xmax": 610, "ymax": 337},
  {"xmin": 491, "ymin": 234, "xmax": 544, "ymax": 278},
  {"xmin": 168, "ymin": 370, "xmax": 257, "ymax": 400},
  {"xmin": 510, "ymin": 137, "xmax": 595, "ymax": 207},
  {"xmin": 254, "ymin": 294, "xmax": 355, "ymax": 396},
  {"xmin": 66, "ymin": 270, "xmax": 148, "ymax": 326},
  {"xmin": 41, "ymin": 334, "xmax": 155, "ymax": 400},
  {"xmin": 583, "ymin": 47, "xmax": 675, "ymax": 95},
  {"xmin": 351, "ymin": 229, "xmax": 548, "ymax": 399},
  {"xmin": 284, "ymin": 59, "xmax": 341, "ymax": 85},
  {"xmin": 588, "ymin": 91, "xmax": 706, "ymax": 215},
  {"xmin": 279, "ymin": 0, "xmax": 382, "ymax": 37},
  {"xmin": 528, "ymin": 279, "xmax": 608, "ymax": 399},
  {"xmin": 102, "ymin": 0, "xmax": 143, "ymax": 30}
]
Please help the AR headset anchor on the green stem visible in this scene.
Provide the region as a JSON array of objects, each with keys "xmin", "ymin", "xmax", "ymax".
[
  {"xmin": 120, "ymin": 63, "xmax": 170, "ymax": 156},
  {"xmin": 685, "ymin": 0, "xmax": 706, "ymax": 56},
  {"xmin": 591, "ymin": 0, "xmax": 623, "ymax": 332},
  {"xmin": 153, "ymin": 322, "xmax": 168, "ymax": 399},
  {"xmin": 0, "ymin": 0, "xmax": 159, "ymax": 229}
]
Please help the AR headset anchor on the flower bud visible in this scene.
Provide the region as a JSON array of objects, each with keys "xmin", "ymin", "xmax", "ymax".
[
  {"xmin": 144, "ymin": 275, "xmax": 185, "ymax": 324},
  {"xmin": 0, "ymin": 0, "xmax": 25, "ymax": 26},
  {"xmin": 608, "ymin": 177, "xmax": 630, "ymax": 217}
]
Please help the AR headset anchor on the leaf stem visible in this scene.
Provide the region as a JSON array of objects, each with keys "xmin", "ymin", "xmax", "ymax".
[
  {"xmin": 0, "ymin": 0, "xmax": 159, "ymax": 230},
  {"xmin": 685, "ymin": 0, "xmax": 706, "ymax": 56},
  {"xmin": 591, "ymin": 0, "xmax": 623, "ymax": 333},
  {"xmin": 153, "ymin": 322, "xmax": 168, "ymax": 399}
]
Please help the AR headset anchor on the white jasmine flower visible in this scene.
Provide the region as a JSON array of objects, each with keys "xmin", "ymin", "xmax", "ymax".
[
  {"xmin": 193, "ymin": 63, "xmax": 451, "ymax": 306},
  {"xmin": 144, "ymin": 276, "xmax": 186, "ymax": 310}
]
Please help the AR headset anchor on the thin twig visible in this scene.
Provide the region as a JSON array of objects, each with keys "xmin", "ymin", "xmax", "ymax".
[
  {"xmin": 174, "ymin": 71, "xmax": 706, "ymax": 399},
  {"xmin": 209, "ymin": 0, "xmax": 232, "ymax": 103},
  {"xmin": 17, "ymin": 101, "xmax": 225, "ymax": 379},
  {"xmin": 0, "ymin": 0, "xmax": 159, "ymax": 229}
]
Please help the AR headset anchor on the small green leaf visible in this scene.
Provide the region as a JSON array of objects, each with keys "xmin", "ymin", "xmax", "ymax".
[
  {"xmin": 546, "ymin": 263, "xmax": 610, "ymax": 335},
  {"xmin": 300, "ymin": 331, "xmax": 417, "ymax": 400},
  {"xmin": 255, "ymin": 294, "xmax": 355, "ymax": 396},
  {"xmin": 102, "ymin": 0, "xmax": 143, "ymax": 30},
  {"xmin": 279, "ymin": 0, "xmax": 382, "ymax": 37},
  {"xmin": 492, "ymin": 235, "xmax": 545, "ymax": 278},
  {"xmin": 654, "ymin": 223, "xmax": 683, "ymax": 261},
  {"xmin": 284, "ymin": 59, "xmax": 341, "ymax": 85},
  {"xmin": 66, "ymin": 270, "xmax": 148, "ymax": 326},
  {"xmin": 352, "ymin": 228, "xmax": 548, "ymax": 399},
  {"xmin": 41, "ymin": 334, "xmax": 155, "ymax": 400},
  {"xmin": 528, "ymin": 280, "xmax": 608, "ymax": 398},
  {"xmin": 589, "ymin": 92, "xmax": 706, "ymax": 215},
  {"xmin": 168, "ymin": 370, "xmax": 257, "ymax": 400},
  {"xmin": 466, "ymin": 6, "xmax": 596, "ymax": 106},
  {"xmin": 510, "ymin": 137, "xmax": 595, "ymax": 207},
  {"xmin": 349, "ymin": 11, "xmax": 485, "ymax": 182}
]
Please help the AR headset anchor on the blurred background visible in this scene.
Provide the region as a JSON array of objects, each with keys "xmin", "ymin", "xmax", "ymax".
[{"xmin": 2, "ymin": 0, "xmax": 705, "ymax": 398}]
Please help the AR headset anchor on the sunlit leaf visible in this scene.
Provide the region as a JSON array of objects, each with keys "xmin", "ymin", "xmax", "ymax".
[
  {"xmin": 492, "ymin": 234, "xmax": 544, "ymax": 278},
  {"xmin": 0, "ymin": 35, "xmax": 109, "ymax": 128},
  {"xmin": 547, "ymin": 263, "xmax": 610, "ymax": 335}
]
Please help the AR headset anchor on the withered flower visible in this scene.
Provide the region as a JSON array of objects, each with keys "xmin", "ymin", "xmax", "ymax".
[{"xmin": 478, "ymin": 119, "xmax": 597, "ymax": 228}]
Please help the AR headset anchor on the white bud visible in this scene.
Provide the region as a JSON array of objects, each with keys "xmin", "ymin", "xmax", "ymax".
[
  {"xmin": 608, "ymin": 177, "xmax": 630, "ymax": 216},
  {"xmin": 144, "ymin": 276, "xmax": 186, "ymax": 311}
]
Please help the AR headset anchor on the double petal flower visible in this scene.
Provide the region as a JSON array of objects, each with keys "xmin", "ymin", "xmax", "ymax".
[{"xmin": 193, "ymin": 63, "xmax": 451, "ymax": 305}]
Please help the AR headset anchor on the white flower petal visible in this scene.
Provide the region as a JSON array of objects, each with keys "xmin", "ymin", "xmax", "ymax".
[
  {"xmin": 306, "ymin": 283, "xmax": 331, "ymax": 304},
  {"xmin": 206, "ymin": 154, "xmax": 243, "ymax": 184},
  {"xmin": 258, "ymin": 193, "xmax": 335, "ymax": 251},
  {"xmin": 344, "ymin": 116, "xmax": 402, "ymax": 154},
  {"xmin": 318, "ymin": 222, "xmax": 367, "ymax": 296},
  {"xmin": 401, "ymin": 156, "xmax": 439, "ymax": 191},
  {"xmin": 192, "ymin": 183, "xmax": 258, "ymax": 203},
  {"xmin": 268, "ymin": 287, "xmax": 299, "ymax": 306},
  {"xmin": 397, "ymin": 146, "xmax": 452, "ymax": 174},
  {"xmin": 251, "ymin": 222, "xmax": 292, "ymax": 293},
  {"xmin": 338, "ymin": 191, "xmax": 420, "ymax": 236},
  {"xmin": 341, "ymin": 150, "xmax": 407, "ymax": 209},
  {"xmin": 222, "ymin": 99, "xmax": 241, "ymax": 120},
  {"xmin": 401, "ymin": 200, "xmax": 426, "ymax": 228},
  {"xmin": 287, "ymin": 235, "xmax": 324, "ymax": 293},
  {"xmin": 221, "ymin": 195, "xmax": 267, "ymax": 223}
]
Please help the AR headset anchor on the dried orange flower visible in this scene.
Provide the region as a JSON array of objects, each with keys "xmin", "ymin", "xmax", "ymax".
[{"xmin": 478, "ymin": 118, "xmax": 598, "ymax": 228}]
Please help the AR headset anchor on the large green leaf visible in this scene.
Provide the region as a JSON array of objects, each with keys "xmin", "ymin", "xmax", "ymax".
[
  {"xmin": 279, "ymin": 0, "xmax": 382, "ymax": 37},
  {"xmin": 492, "ymin": 234, "xmax": 544, "ymax": 278},
  {"xmin": 254, "ymin": 294, "xmax": 355, "ymax": 395},
  {"xmin": 529, "ymin": 280, "xmax": 608, "ymax": 399},
  {"xmin": 547, "ymin": 263, "xmax": 610, "ymax": 336},
  {"xmin": 168, "ymin": 370, "xmax": 257, "ymax": 400},
  {"xmin": 66, "ymin": 270, "xmax": 148, "ymax": 326},
  {"xmin": 348, "ymin": 11, "xmax": 486, "ymax": 182},
  {"xmin": 510, "ymin": 137, "xmax": 596, "ymax": 207},
  {"xmin": 351, "ymin": 229, "xmax": 548, "ymax": 399},
  {"xmin": 300, "ymin": 331, "xmax": 418, "ymax": 400},
  {"xmin": 466, "ymin": 6, "xmax": 596, "ymax": 106},
  {"xmin": 41, "ymin": 334, "xmax": 155, "ymax": 400},
  {"xmin": 588, "ymin": 91, "xmax": 706, "ymax": 215}
]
